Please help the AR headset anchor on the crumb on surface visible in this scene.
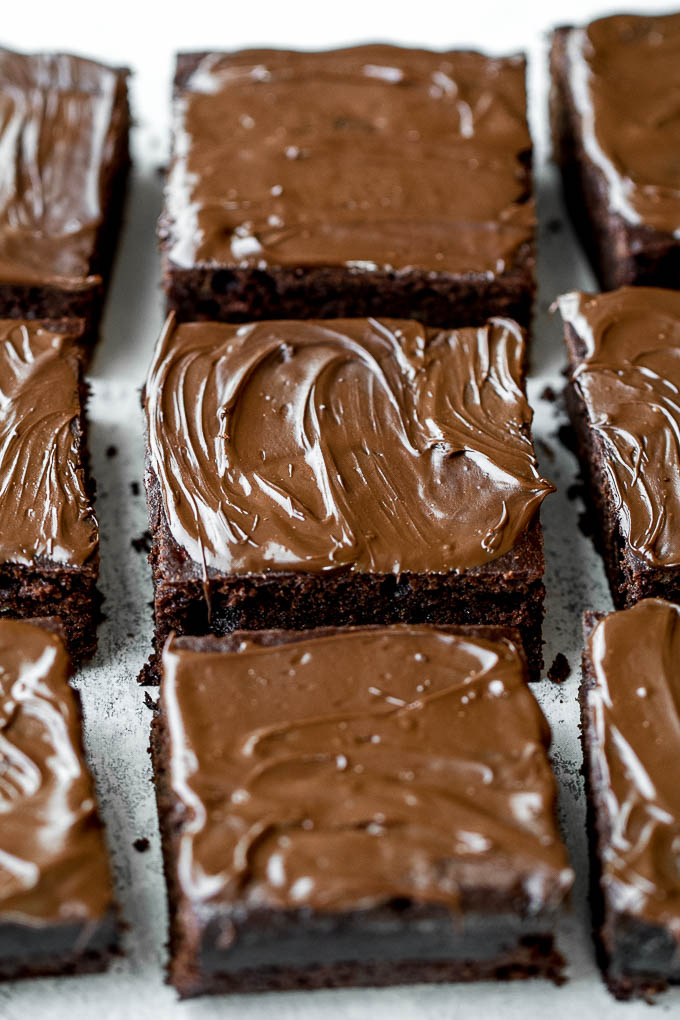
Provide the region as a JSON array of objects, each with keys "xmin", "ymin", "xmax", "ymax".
[
  {"xmin": 131, "ymin": 530, "xmax": 152, "ymax": 554},
  {"xmin": 133, "ymin": 837, "xmax": 151, "ymax": 853},
  {"xmin": 540, "ymin": 385, "xmax": 558, "ymax": 403},
  {"xmin": 106, "ymin": 445, "xmax": 118, "ymax": 458},
  {"xmin": 144, "ymin": 691, "xmax": 158, "ymax": 711},
  {"xmin": 547, "ymin": 653, "xmax": 570, "ymax": 684},
  {"xmin": 130, "ymin": 481, "xmax": 140, "ymax": 496}
]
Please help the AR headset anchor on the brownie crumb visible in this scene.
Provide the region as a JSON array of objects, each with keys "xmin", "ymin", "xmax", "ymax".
[
  {"xmin": 133, "ymin": 837, "xmax": 150, "ymax": 853},
  {"xmin": 144, "ymin": 691, "xmax": 158, "ymax": 711},
  {"xmin": 547, "ymin": 653, "xmax": 570, "ymax": 684},
  {"xmin": 556, "ymin": 424, "xmax": 578, "ymax": 454},
  {"xmin": 105, "ymin": 445, "xmax": 118, "ymax": 458},
  {"xmin": 546, "ymin": 218, "xmax": 563, "ymax": 235},
  {"xmin": 567, "ymin": 482, "xmax": 586, "ymax": 502},
  {"xmin": 131, "ymin": 530, "xmax": 152, "ymax": 554},
  {"xmin": 130, "ymin": 481, "xmax": 140, "ymax": 496},
  {"xmin": 540, "ymin": 385, "xmax": 558, "ymax": 403}
]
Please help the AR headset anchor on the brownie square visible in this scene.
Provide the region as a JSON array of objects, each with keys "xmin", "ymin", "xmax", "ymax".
[
  {"xmin": 0, "ymin": 318, "xmax": 100, "ymax": 661},
  {"xmin": 152, "ymin": 623, "xmax": 572, "ymax": 997},
  {"xmin": 0, "ymin": 618, "xmax": 118, "ymax": 981},
  {"xmin": 550, "ymin": 14, "xmax": 680, "ymax": 291},
  {"xmin": 0, "ymin": 47, "xmax": 130, "ymax": 341},
  {"xmin": 558, "ymin": 287, "xmax": 680, "ymax": 608},
  {"xmin": 581, "ymin": 599, "xmax": 680, "ymax": 1000},
  {"xmin": 143, "ymin": 316, "xmax": 552, "ymax": 681},
  {"xmin": 160, "ymin": 45, "xmax": 535, "ymax": 330}
]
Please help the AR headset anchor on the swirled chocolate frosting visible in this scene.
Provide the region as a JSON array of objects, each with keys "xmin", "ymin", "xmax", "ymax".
[
  {"xmin": 162, "ymin": 626, "xmax": 572, "ymax": 912},
  {"xmin": 0, "ymin": 320, "xmax": 98, "ymax": 567},
  {"xmin": 565, "ymin": 13, "xmax": 680, "ymax": 236},
  {"xmin": 0, "ymin": 47, "xmax": 127, "ymax": 288},
  {"xmin": 164, "ymin": 45, "xmax": 534, "ymax": 275},
  {"xmin": 559, "ymin": 287, "xmax": 680, "ymax": 568},
  {"xmin": 586, "ymin": 599, "xmax": 680, "ymax": 932},
  {"xmin": 145, "ymin": 316, "xmax": 552, "ymax": 576},
  {"xmin": 0, "ymin": 619, "xmax": 114, "ymax": 922}
]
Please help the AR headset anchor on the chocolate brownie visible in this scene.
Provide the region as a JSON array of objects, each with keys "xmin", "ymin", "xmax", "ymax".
[
  {"xmin": 550, "ymin": 14, "xmax": 680, "ymax": 291},
  {"xmin": 143, "ymin": 316, "xmax": 552, "ymax": 681},
  {"xmin": 0, "ymin": 618, "xmax": 118, "ymax": 981},
  {"xmin": 581, "ymin": 600, "xmax": 680, "ymax": 999},
  {"xmin": 558, "ymin": 287, "xmax": 680, "ymax": 608},
  {"xmin": 0, "ymin": 47, "xmax": 130, "ymax": 341},
  {"xmin": 152, "ymin": 624, "xmax": 573, "ymax": 998},
  {"xmin": 160, "ymin": 45, "xmax": 535, "ymax": 330},
  {"xmin": 0, "ymin": 319, "xmax": 100, "ymax": 661}
]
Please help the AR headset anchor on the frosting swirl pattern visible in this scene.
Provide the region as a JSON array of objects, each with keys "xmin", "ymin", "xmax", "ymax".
[{"xmin": 145, "ymin": 316, "xmax": 552, "ymax": 576}]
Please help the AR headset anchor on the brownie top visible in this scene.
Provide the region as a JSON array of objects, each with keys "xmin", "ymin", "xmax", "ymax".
[
  {"xmin": 558, "ymin": 287, "xmax": 680, "ymax": 568},
  {"xmin": 163, "ymin": 44, "xmax": 534, "ymax": 276},
  {"xmin": 0, "ymin": 319, "xmax": 98, "ymax": 568},
  {"xmin": 161, "ymin": 625, "xmax": 572, "ymax": 915},
  {"xmin": 0, "ymin": 618, "xmax": 114, "ymax": 924},
  {"xmin": 145, "ymin": 315, "xmax": 552, "ymax": 577},
  {"xmin": 585, "ymin": 598, "xmax": 680, "ymax": 933},
  {"xmin": 0, "ymin": 47, "xmax": 128, "ymax": 289},
  {"xmin": 564, "ymin": 13, "xmax": 680, "ymax": 237}
]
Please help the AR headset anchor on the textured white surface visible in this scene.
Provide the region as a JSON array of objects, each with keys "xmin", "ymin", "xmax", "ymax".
[{"xmin": 1, "ymin": 1, "xmax": 678, "ymax": 1016}]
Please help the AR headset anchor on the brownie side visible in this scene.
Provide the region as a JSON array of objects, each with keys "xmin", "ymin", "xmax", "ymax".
[
  {"xmin": 162, "ymin": 256, "xmax": 535, "ymax": 334},
  {"xmin": 550, "ymin": 28, "xmax": 680, "ymax": 292},
  {"xmin": 0, "ymin": 69, "xmax": 130, "ymax": 344},
  {"xmin": 143, "ymin": 464, "xmax": 546, "ymax": 682},
  {"xmin": 151, "ymin": 624, "xmax": 564, "ymax": 998},
  {"xmin": 564, "ymin": 324, "xmax": 680, "ymax": 608},
  {"xmin": 580, "ymin": 613, "xmax": 679, "ymax": 1000},
  {"xmin": 161, "ymin": 51, "xmax": 535, "ymax": 334}
]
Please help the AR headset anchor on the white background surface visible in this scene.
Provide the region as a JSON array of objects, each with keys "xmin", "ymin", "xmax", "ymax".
[{"xmin": 1, "ymin": 1, "xmax": 678, "ymax": 1016}]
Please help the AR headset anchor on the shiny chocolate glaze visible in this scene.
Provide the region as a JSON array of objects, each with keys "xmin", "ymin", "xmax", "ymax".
[
  {"xmin": 0, "ymin": 320, "xmax": 98, "ymax": 567},
  {"xmin": 145, "ymin": 316, "xmax": 552, "ymax": 577},
  {"xmin": 565, "ymin": 13, "xmax": 680, "ymax": 237},
  {"xmin": 164, "ymin": 45, "xmax": 534, "ymax": 276},
  {"xmin": 0, "ymin": 619, "xmax": 113, "ymax": 924},
  {"xmin": 161, "ymin": 626, "xmax": 572, "ymax": 914},
  {"xmin": 559, "ymin": 287, "xmax": 680, "ymax": 568},
  {"xmin": 0, "ymin": 47, "xmax": 127, "ymax": 288},
  {"xmin": 586, "ymin": 599, "xmax": 680, "ymax": 934}
]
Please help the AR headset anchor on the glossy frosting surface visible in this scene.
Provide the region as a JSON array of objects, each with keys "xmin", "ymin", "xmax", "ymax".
[
  {"xmin": 0, "ymin": 47, "xmax": 125, "ymax": 288},
  {"xmin": 0, "ymin": 320, "xmax": 98, "ymax": 567},
  {"xmin": 162, "ymin": 627, "xmax": 572, "ymax": 913},
  {"xmin": 587, "ymin": 599, "xmax": 680, "ymax": 933},
  {"xmin": 165, "ymin": 45, "xmax": 534, "ymax": 275},
  {"xmin": 559, "ymin": 287, "xmax": 680, "ymax": 568},
  {"xmin": 145, "ymin": 316, "xmax": 551, "ymax": 576},
  {"xmin": 0, "ymin": 619, "xmax": 113, "ymax": 923},
  {"xmin": 566, "ymin": 13, "xmax": 680, "ymax": 236}
]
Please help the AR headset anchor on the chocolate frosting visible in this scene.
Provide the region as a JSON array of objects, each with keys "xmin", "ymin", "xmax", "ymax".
[
  {"xmin": 559, "ymin": 287, "xmax": 680, "ymax": 568},
  {"xmin": 0, "ymin": 47, "xmax": 126, "ymax": 288},
  {"xmin": 164, "ymin": 45, "xmax": 534, "ymax": 275},
  {"xmin": 586, "ymin": 599, "xmax": 680, "ymax": 933},
  {"xmin": 0, "ymin": 619, "xmax": 113, "ymax": 922},
  {"xmin": 145, "ymin": 316, "xmax": 552, "ymax": 576},
  {"xmin": 0, "ymin": 320, "xmax": 98, "ymax": 567},
  {"xmin": 566, "ymin": 13, "xmax": 680, "ymax": 237},
  {"xmin": 162, "ymin": 627, "xmax": 572, "ymax": 912}
]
